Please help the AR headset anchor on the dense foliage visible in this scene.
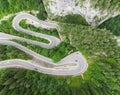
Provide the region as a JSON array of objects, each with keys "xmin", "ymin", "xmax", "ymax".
[
  {"xmin": 0, "ymin": 20, "xmax": 120, "ymax": 94},
  {"xmin": 99, "ymin": 15, "xmax": 120, "ymax": 36},
  {"xmin": 0, "ymin": 16, "xmax": 76, "ymax": 62},
  {"xmin": 52, "ymin": 14, "xmax": 89, "ymax": 26},
  {"xmin": 58, "ymin": 23, "xmax": 120, "ymax": 95},
  {"xmin": 0, "ymin": 68, "xmax": 112, "ymax": 95},
  {"xmin": 19, "ymin": 20, "xmax": 74, "ymax": 62},
  {"xmin": 0, "ymin": 45, "xmax": 31, "ymax": 61},
  {"xmin": 0, "ymin": 0, "xmax": 47, "ymax": 19},
  {"xmin": 0, "ymin": 17, "xmax": 49, "ymax": 43},
  {"xmin": 19, "ymin": 19, "xmax": 59, "ymax": 38},
  {"xmin": 0, "ymin": 0, "xmax": 120, "ymax": 95}
]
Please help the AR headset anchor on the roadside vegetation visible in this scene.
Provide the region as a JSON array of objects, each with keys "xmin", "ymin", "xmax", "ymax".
[
  {"xmin": 0, "ymin": 16, "xmax": 76, "ymax": 62},
  {"xmin": 17, "ymin": 40, "xmax": 76, "ymax": 62},
  {"xmin": 0, "ymin": 18, "xmax": 119, "ymax": 94},
  {"xmin": 0, "ymin": 17, "xmax": 49, "ymax": 43},
  {"xmin": 0, "ymin": 0, "xmax": 120, "ymax": 95},
  {"xmin": 0, "ymin": 45, "xmax": 31, "ymax": 61},
  {"xmin": 58, "ymin": 23, "xmax": 120, "ymax": 95},
  {"xmin": 19, "ymin": 19, "xmax": 59, "ymax": 38}
]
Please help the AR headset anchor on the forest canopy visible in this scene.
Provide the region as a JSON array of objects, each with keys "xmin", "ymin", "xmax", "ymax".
[{"xmin": 0, "ymin": 0, "xmax": 120, "ymax": 95}]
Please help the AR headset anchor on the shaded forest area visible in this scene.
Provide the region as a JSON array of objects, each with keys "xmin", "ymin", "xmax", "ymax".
[
  {"xmin": 99, "ymin": 15, "xmax": 120, "ymax": 36},
  {"xmin": 0, "ymin": 69, "xmax": 103, "ymax": 95},
  {"xmin": 52, "ymin": 14, "xmax": 89, "ymax": 26}
]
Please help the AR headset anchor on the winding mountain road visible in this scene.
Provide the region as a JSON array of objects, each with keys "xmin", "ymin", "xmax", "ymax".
[{"xmin": 0, "ymin": 13, "xmax": 88, "ymax": 76}]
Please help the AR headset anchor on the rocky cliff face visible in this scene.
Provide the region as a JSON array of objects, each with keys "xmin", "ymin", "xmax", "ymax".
[{"xmin": 43, "ymin": 0, "xmax": 120, "ymax": 26}]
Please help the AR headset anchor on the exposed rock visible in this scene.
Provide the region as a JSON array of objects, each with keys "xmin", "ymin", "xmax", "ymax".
[{"xmin": 43, "ymin": 0, "xmax": 120, "ymax": 26}]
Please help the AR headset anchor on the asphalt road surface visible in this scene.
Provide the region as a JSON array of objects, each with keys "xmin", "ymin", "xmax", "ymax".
[{"xmin": 0, "ymin": 13, "xmax": 88, "ymax": 76}]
